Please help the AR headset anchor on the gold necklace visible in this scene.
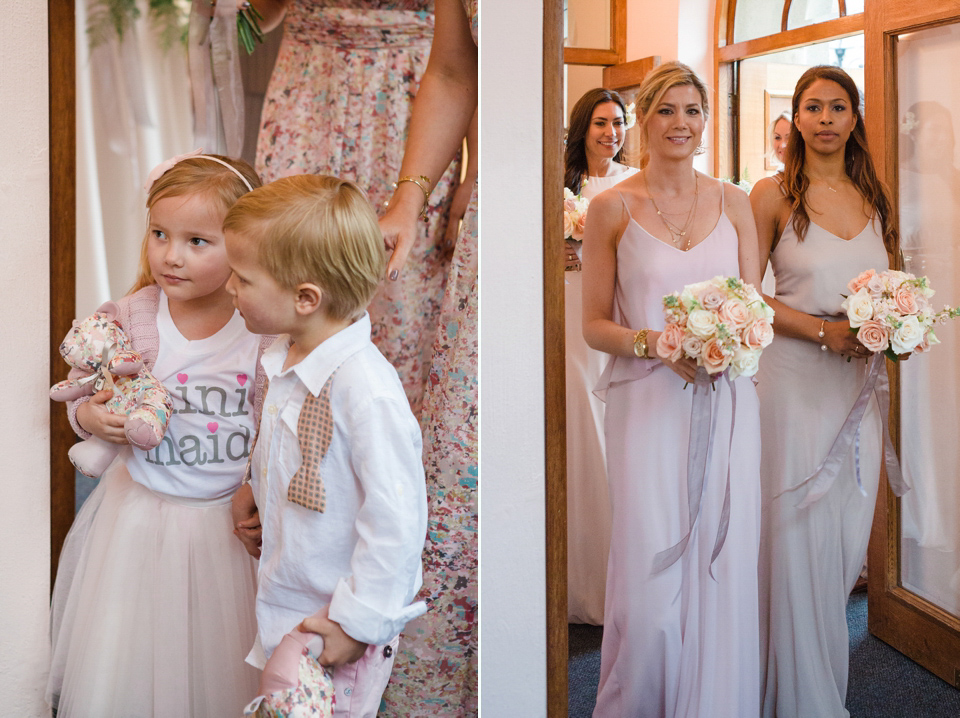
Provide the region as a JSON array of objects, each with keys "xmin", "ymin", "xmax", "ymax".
[
  {"xmin": 810, "ymin": 176, "xmax": 840, "ymax": 193},
  {"xmin": 645, "ymin": 171, "xmax": 699, "ymax": 250}
]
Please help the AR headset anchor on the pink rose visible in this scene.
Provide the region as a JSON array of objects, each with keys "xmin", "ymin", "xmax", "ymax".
[
  {"xmin": 743, "ymin": 319, "xmax": 774, "ymax": 349},
  {"xmin": 681, "ymin": 334, "xmax": 704, "ymax": 358},
  {"xmin": 857, "ymin": 320, "xmax": 889, "ymax": 353},
  {"xmin": 656, "ymin": 323, "xmax": 685, "ymax": 362},
  {"xmin": 563, "ymin": 197, "xmax": 578, "ymax": 212},
  {"xmin": 701, "ymin": 337, "xmax": 732, "ymax": 374},
  {"xmin": 563, "ymin": 212, "xmax": 574, "ymax": 238},
  {"xmin": 698, "ymin": 286, "xmax": 727, "ymax": 311},
  {"xmin": 718, "ymin": 298, "xmax": 751, "ymax": 329},
  {"xmin": 848, "ymin": 269, "xmax": 876, "ymax": 295},
  {"xmin": 573, "ymin": 209, "xmax": 588, "ymax": 239},
  {"xmin": 893, "ymin": 285, "xmax": 918, "ymax": 315}
]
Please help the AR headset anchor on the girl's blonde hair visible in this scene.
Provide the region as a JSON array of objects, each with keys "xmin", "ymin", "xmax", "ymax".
[
  {"xmin": 634, "ymin": 61, "xmax": 710, "ymax": 168},
  {"xmin": 223, "ymin": 175, "xmax": 385, "ymax": 322},
  {"xmin": 129, "ymin": 155, "xmax": 261, "ymax": 293},
  {"xmin": 768, "ymin": 111, "xmax": 792, "ymax": 161}
]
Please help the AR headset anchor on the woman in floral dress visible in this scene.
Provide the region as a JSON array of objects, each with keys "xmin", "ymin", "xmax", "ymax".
[
  {"xmin": 376, "ymin": 0, "xmax": 478, "ymax": 714},
  {"xmin": 252, "ymin": 0, "xmax": 467, "ymax": 417}
]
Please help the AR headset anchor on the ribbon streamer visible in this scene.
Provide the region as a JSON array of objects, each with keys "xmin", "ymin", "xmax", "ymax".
[
  {"xmin": 652, "ymin": 368, "xmax": 735, "ymax": 576},
  {"xmin": 784, "ymin": 353, "xmax": 910, "ymax": 509}
]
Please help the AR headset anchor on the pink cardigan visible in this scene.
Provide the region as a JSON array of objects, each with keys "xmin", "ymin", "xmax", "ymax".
[{"xmin": 67, "ymin": 284, "xmax": 274, "ymax": 439}]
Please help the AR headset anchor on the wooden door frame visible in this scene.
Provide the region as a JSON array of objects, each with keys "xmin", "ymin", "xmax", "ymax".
[
  {"xmin": 865, "ymin": 1, "xmax": 960, "ymax": 688},
  {"xmin": 544, "ymin": 1, "xmax": 568, "ymax": 714},
  {"xmin": 49, "ymin": 0, "xmax": 77, "ymax": 586}
]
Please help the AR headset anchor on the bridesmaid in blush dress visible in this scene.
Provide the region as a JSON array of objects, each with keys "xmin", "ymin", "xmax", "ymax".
[
  {"xmin": 563, "ymin": 87, "xmax": 639, "ymax": 625},
  {"xmin": 582, "ymin": 61, "xmax": 763, "ymax": 718},
  {"xmin": 750, "ymin": 66, "xmax": 899, "ymax": 718}
]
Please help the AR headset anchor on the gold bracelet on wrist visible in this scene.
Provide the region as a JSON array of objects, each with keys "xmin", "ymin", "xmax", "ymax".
[
  {"xmin": 392, "ymin": 175, "xmax": 432, "ymax": 218},
  {"xmin": 633, "ymin": 328, "xmax": 650, "ymax": 359},
  {"xmin": 818, "ymin": 319, "xmax": 827, "ymax": 352}
]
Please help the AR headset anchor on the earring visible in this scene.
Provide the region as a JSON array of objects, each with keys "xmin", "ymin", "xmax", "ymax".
[{"xmin": 694, "ymin": 140, "xmax": 706, "ymax": 156}]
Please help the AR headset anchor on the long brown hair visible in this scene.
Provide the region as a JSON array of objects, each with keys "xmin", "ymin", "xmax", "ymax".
[
  {"xmin": 129, "ymin": 155, "xmax": 261, "ymax": 293},
  {"xmin": 781, "ymin": 65, "xmax": 897, "ymax": 253},
  {"xmin": 564, "ymin": 88, "xmax": 626, "ymax": 194}
]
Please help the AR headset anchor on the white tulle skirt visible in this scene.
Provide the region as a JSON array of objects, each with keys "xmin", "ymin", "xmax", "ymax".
[{"xmin": 47, "ymin": 454, "xmax": 260, "ymax": 717}]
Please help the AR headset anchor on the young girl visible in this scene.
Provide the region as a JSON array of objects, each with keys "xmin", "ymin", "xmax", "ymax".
[{"xmin": 47, "ymin": 153, "xmax": 270, "ymax": 717}]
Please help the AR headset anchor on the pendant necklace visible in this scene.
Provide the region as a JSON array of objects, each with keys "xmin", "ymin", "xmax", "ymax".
[{"xmin": 645, "ymin": 170, "xmax": 700, "ymax": 250}]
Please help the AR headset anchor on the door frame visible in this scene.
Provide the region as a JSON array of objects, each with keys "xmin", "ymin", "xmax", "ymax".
[
  {"xmin": 49, "ymin": 0, "xmax": 77, "ymax": 586},
  {"xmin": 865, "ymin": 1, "xmax": 960, "ymax": 687}
]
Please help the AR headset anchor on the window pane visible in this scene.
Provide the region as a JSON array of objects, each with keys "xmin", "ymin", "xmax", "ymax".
[
  {"xmin": 787, "ymin": 0, "xmax": 840, "ymax": 32},
  {"xmin": 897, "ymin": 22, "xmax": 960, "ymax": 617},
  {"xmin": 736, "ymin": 35, "xmax": 864, "ymax": 185},
  {"xmin": 564, "ymin": 0, "xmax": 611, "ymax": 49},
  {"xmin": 733, "ymin": 0, "xmax": 784, "ymax": 44}
]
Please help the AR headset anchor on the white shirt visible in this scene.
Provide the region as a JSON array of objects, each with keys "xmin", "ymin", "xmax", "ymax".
[
  {"xmin": 247, "ymin": 314, "xmax": 427, "ymax": 667},
  {"xmin": 126, "ymin": 293, "xmax": 259, "ymax": 499}
]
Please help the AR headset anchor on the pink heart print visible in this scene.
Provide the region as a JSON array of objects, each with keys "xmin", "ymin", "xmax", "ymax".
[
  {"xmin": 207, "ymin": 422, "xmax": 219, "ymax": 433},
  {"xmin": 177, "ymin": 373, "xmax": 189, "ymax": 384},
  {"xmin": 237, "ymin": 373, "xmax": 248, "ymax": 386}
]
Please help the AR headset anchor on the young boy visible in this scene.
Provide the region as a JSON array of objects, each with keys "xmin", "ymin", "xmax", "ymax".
[{"xmin": 223, "ymin": 175, "xmax": 427, "ymax": 717}]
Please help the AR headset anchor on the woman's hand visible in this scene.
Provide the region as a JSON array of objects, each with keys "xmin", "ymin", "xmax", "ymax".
[
  {"xmin": 564, "ymin": 240, "xmax": 581, "ymax": 271},
  {"xmin": 231, "ymin": 482, "xmax": 262, "ymax": 558},
  {"xmin": 649, "ymin": 329, "xmax": 701, "ymax": 383},
  {"xmin": 820, "ymin": 319, "xmax": 872, "ymax": 360},
  {"xmin": 298, "ymin": 606, "xmax": 368, "ymax": 668},
  {"xmin": 381, "ymin": 182, "xmax": 425, "ymax": 281},
  {"xmin": 76, "ymin": 389, "xmax": 128, "ymax": 444}
]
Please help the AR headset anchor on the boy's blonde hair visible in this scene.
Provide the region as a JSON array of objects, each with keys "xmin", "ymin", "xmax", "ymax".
[
  {"xmin": 131, "ymin": 155, "xmax": 261, "ymax": 293},
  {"xmin": 223, "ymin": 175, "xmax": 385, "ymax": 322}
]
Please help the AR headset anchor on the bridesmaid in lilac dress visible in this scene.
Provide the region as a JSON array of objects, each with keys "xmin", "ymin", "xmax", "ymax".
[
  {"xmin": 582, "ymin": 61, "xmax": 763, "ymax": 718},
  {"xmin": 750, "ymin": 65, "xmax": 899, "ymax": 718}
]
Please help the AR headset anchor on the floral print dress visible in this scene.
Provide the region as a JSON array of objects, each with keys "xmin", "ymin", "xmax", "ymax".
[
  {"xmin": 255, "ymin": 0, "xmax": 459, "ymax": 417},
  {"xmin": 380, "ymin": 2, "xmax": 478, "ymax": 715}
]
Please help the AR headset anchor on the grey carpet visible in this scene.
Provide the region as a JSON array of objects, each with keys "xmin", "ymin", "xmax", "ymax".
[{"xmin": 569, "ymin": 594, "xmax": 960, "ymax": 717}]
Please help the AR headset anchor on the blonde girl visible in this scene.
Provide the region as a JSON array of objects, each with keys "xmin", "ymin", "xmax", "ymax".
[{"xmin": 47, "ymin": 154, "xmax": 271, "ymax": 717}]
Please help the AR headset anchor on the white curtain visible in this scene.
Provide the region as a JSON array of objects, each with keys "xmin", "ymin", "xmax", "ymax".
[{"xmin": 75, "ymin": 0, "xmax": 193, "ymax": 317}]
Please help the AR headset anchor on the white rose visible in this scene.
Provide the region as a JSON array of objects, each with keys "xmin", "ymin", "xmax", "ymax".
[
  {"xmin": 686, "ymin": 308, "xmax": 718, "ymax": 339},
  {"xmin": 842, "ymin": 288, "xmax": 874, "ymax": 327},
  {"xmin": 730, "ymin": 346, "xmax": 761, "ymax": 379},
  {"xmin": 891, "ymin": 314, "xmax": 924, "ymax": 355}
]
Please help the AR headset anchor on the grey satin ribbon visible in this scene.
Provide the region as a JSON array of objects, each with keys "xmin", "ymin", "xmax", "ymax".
[
  {"xmin": 783, "ymin": 353, "xmax": 910, "ymax": 509},
  {"xmin": 651, "ymin": 368, "xmax": 736, "ymax": 578}
]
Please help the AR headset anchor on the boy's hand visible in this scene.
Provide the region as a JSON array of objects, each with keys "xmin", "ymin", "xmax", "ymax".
[
  {"xmin": 231, "ymin": 482, "xmax": 262, "ymax": 558},
  {"xmin": 298, "ymin": 607, "xmax": 368, "ymax": 668},
  {"xmin": 76, "ymin": 389, "xmax": 128, "ymax": 444}
]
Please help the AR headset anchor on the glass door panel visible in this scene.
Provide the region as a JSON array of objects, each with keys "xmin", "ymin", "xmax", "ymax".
[{"xmin": 897, "ymin": 22, "xmax": 960, "ymax": 616}]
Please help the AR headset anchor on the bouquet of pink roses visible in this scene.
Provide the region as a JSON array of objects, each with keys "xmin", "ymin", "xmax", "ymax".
[
  {"xmin": 841, "ymin": 269, "xmax": 960, "ymax": 360},
  {"xmin": 656, "ymin": 276, "xmax": 775, "ymax": 379},
  {"xmin": 563, "ymin": 184, "xmax": 589, "ymax": 240}
]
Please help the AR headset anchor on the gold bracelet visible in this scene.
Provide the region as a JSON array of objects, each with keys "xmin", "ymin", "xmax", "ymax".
[
  {"xmin": 818, "ymin": 319, "xmax": 827, "ymax": 352},
  {"xmin": 633, "ymin": 328, "xmax": 650, "ymax": 359},
  {"xmin": 393, "ymin": 175, "xmax": 432, "ymax": 218}
]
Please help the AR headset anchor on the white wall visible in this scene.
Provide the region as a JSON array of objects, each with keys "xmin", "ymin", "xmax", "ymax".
[
  {"xmin": 0, "ymin": 1, "xmax": 51, "ymax": 716},
  {"xmin": 479, "ymin": 0, "xmax": 548, "ymax": 714}
]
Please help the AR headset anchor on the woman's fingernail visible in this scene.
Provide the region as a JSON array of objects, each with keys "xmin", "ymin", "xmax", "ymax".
[{"xmin": 389, "ymin": 269, "xmax": 399, "ymax": 281}]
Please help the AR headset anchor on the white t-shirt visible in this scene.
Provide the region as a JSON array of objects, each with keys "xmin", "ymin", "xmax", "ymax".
[{"xmin": 126, "ymin": 293, "xmax": 260, "ymax": 500}]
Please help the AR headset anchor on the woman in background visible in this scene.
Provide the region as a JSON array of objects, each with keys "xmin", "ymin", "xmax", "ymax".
[
  {"xmin": 563, "ymin": 87, "xmax": 638, "ymax": 625},
  {"xmin": 251, "ymin": 0, "xmax": 472, "ymax": 417}
]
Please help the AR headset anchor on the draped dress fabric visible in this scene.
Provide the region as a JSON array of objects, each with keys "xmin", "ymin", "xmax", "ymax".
[
  {"xmin": 255, "ymin": 0, "xmax": 459, "ymax": 416},
  {"xmin": 593, "ymin": 187, "xmax": 762, "ymax": 718},
  {"xmin": 566, "ymin": 167, "xmax": 639, "ymax": 625},
  {"xmin": 379, "ymin": 1, "xmax": 477, "ymax": 715},
  {"xmin": 757, "ymin": 215, "xmax": 888, "ymax": 718}
]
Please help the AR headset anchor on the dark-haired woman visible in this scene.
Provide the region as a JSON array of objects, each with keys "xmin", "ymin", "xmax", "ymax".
[
  {"xmin": 750, "ymin": 66, "xmax": 897, "ymax": 718},
  {"xmin": 564, "ymin": 88, "xmax": 638, "ymax": 625}
]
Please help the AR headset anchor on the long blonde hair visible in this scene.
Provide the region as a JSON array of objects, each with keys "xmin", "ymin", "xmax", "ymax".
[
  {"xmin": 129, "ymin": 155, "xmax": 261, "ymax": 294},
  {"xmin": 633, "ymin": 61, "xmax": 710, "ymax": 168}
]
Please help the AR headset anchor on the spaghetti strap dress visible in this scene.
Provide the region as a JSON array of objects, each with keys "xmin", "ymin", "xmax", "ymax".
[
  {"xmin": 566, "ymin": 167, "xmax": 639, "ymax": 625},
  {"xmin": 593, "ymin": 184, "xmax": 761, "ymax": 718},
  {"xmin": 757, "ymin": 215, "xmax": 888, "ymax": 718}
]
